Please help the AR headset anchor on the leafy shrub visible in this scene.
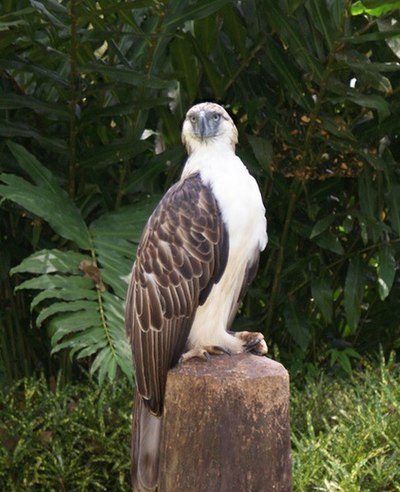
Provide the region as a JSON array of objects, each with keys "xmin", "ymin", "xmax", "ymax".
[
  {"xmin": 0, "ymin": 376, "xmax": 132, "ymax": 491},
  {"xmin": 0, "ymin": 355, "xmax": 399, "ymax": 490}
]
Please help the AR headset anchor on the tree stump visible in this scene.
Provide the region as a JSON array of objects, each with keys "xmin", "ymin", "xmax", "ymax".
[{"xmin": 158, "ymin": 353, "xmax": 292, "ymax": 492}]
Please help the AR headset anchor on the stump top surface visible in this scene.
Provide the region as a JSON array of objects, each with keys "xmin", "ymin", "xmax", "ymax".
[{"xmin": 168, "ymin": 353, "xmax": 287, "ymax": 381}]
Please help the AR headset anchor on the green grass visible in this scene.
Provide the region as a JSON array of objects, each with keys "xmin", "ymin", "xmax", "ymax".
[
  {"xmin": 0, "ymin": 377, "xmax": 132, "ymax": 491},
  {"xmin": 0, "ymin": 355, "xmax": 399, "ymax": 491},
  {"xmin": 291, "ymin": 354, "xmax": 400, "ymax": 491}
]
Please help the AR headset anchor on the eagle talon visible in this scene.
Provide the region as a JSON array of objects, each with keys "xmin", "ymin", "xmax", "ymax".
[
  {"xmin": 179, "ymin": 345, "xmax": 231, "ymax": 364},
  {"xmin": 234, "ymin": 330, "xmax": 268, "ymax": 356},
  {"xmin": 210, "ymin": 345, "xmax": 232, "ymax": 356},
  {"xmin": 244, "ymin": 337, "xmax": 263, "ymax": 351}
]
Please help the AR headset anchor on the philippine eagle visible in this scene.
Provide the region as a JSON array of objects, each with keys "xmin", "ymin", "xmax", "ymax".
[{"xmin": 125, "ymin": 102, "xmax": 268, "ymax": 491}]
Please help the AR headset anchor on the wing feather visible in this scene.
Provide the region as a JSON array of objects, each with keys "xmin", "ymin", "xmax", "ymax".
[{"xmin": 125, "ymin": 172, "xmax": 228, "ymax": 416}]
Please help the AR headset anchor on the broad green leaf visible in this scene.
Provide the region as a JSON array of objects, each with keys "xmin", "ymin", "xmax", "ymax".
[
  {"xmin": 98, "ymin": 351, "xmax": 117, "ymax": 385},
  {"xmin": 164, "ymin": 0, "xmax": 231, "ymax": 29},
  {"xmin": 351, "ymin": 0, "xmax": 400, "ymax": 16},
  {"xmin": 47, "ymin": 336, "xmax": 102, "ymax": 357},
  {"xmin": 30, "ymin": 0, "xmax": 66, "ymax": 28},
  {"xmin": 348, "ymin": 94, "xmax": 390, "ymax": 122},
  {"xmin": 75, "ymin": 342, "xmax": 107, "ymax": 360},
  {"xmin": 311, "ymin": 276, "xmax": 333, "ymax": 322},
  {"xmin": 30, "ymin": 288, "xmax": 97, "ymax": 309},
  {"xmin": 377, "ymin": 245, "xmax": 396, "ymax": 300},
  {"xmin": 74, "ymin": 332, "xmax": 108, "ymax": 359},
  {"xmin": 15, "ymin": 274, "xmax": 93, "ymax": 292},
  {"xmin": 77, "ymin": 1, "xmax": 154, "ymax": 23},
  {"xmin": 0, "ymin": 174, "xmax": 91, "ymax": 250},
  {"xmin": 284, "ymin": 301, "xmax": 310, "ymax": 351},
  {"xmin": 388, "ymin": 185, "xmax": 400, "ymax": 236},
  {"xmin": 342, "ymin": 215, "xmax": 354, "ymax": 234},
  {"xmin": 7, "ymin": 141, "xmax": 59, "ymax": 188},
  {"xmin": 90, "ymin": 199, "xmax": 159, "ymax": 243},
  {"xmin": 315, "ymin": 231, "xmax": 344, "ymax": 255},
  {"xmin": 358, "ymin": 167, "xmax": 378, "ymax": 240},
  {"xmin": 247, "ymin": 135, "xmax": 273, "ymax": 171},
  {"xmin": 50, "ymin": 311, "xmax": 100, "ymax": 346},
  {"xmin": 267, "ymin": 1, "xmax": 323, "ymax": 79},
  {"xmin": 193, "ymin": 14, "xmax": 217, "ymax": 55},
  {"xmin": 114, "ymin": 339, "xmax": 134, "ymax": 383},
  {"xmin": 329, "ymin": 347, "xmax": 360, "ymax": 375},
  {"xmin": 79, "ymin": 140, "xmax": 150, "ymax": 169},
  {"xmin": 96, "ymin": 257, "xmax": 131, "ymax": 299},
  {"xmin": 305, "ymin": 0, "xmax": 335, "ymax": 49},
  {"xmin": 320, "ymin": 115, "xmax": 356, "ymax": 141},
  {"xmin": 344, "ymin": 257, "xmax": 364, "ymax": 332},
  {"xmin": 222, "ymin": 4, "xmax": 247, "ymax": 58},
  {"xmin": 103, "ymin": 291, "xmax": 125, "ymax": 322},
  {"xmin": 89, "ymin": 347, "xmax": 111, "ymax": 377},
  {"xmin": 357, "ymin": 215, "xmax": 369, "ymax": 245},
  {"xmin": 0, "ymin": 19, "xmax": 27, "ymax": 29},
  {"xmin": 91, "ymin": 348, "xmax": 117, "ymax": 384},
  {"xmin": 356, "ymin": 70, "xmax": 392, "ymax": 96},
  {"xmin": 1, "ymin": 144, "xmax": 92, "ymax": 250},
  {"xmin": 329, "ymin": 0, "xmax": 347, "ymax": 29},
  {"xmin": 10, "ymin": 249, "xmax": 89, "ymax": 275},
  {"xmin": 0, "ymin": 93, "xmax": 68, "ymax": 118},
  {"xmin": 265, "ymin": 40, "xmax": 312, "ymax": 108},
  {"xmin": 191, "ymin": 40, "xmax": 225, "ymax": 98},
  {"xmin": 310, "ymin": 215, "xmax": 335, "ymax": 239},
  {"xmin": 81, "ymin": 64, "xmax": 175, "ymax": 90},
  {"xmin": 36, "ymin": 300, "xmax": 96, "ymax": 327},
  {"xmin": 81, "ymin": 98, "xmax": 171, "ymax": 122},
  {"xmin": 345, "ymin": 29, "xmax": 400, "ymax": 44},
  {"xmin": 345, "ymin": 61, "xmax": 400, "ymax": 73},
  {"xmin": 0, "ymin": 58, "xmax": 68, "ymax": 86},
  {"xmin": 0, "ymin": 121, "xmax": 67, "ymax": 153},
  {"xmin": 170, "ymin": 35, "xmax": 200, "ymax": 101}
]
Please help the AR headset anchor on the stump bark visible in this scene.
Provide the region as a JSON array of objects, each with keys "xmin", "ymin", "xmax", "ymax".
[{"xmin": 158, "ymin": 353, "xmax": 292, "ymax": 492}]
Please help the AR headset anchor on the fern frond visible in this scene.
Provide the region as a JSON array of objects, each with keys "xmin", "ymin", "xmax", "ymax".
[{"xmin": 3, "ymin": 146, "xmax": 158, "ymax": 383}]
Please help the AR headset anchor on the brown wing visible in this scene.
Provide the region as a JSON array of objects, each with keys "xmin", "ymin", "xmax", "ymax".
[{"xmin": 125, "ymin": 172, "xmax": 228, "ymax": 416}]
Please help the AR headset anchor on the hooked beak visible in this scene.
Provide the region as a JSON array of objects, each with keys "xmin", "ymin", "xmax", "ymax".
[{"xmin": 198, "ymin": 111, "xmax": 207, "ymax": 139}]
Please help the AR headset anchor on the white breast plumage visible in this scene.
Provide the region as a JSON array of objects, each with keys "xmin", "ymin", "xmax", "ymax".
[{"xmin": 182, "ymin": 143, "xmax": 267, "ymax": 352}]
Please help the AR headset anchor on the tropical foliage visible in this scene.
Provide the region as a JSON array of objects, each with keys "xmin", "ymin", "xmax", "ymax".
[{"xmin": 0, "ymin": 0, "xmax": 399, "ymax": 382}]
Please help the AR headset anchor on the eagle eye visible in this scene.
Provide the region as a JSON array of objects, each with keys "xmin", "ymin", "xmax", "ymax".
[
  {"xmin": 212, "ymin": 113, "xmax": 220, "ymax": 122},
  {"xmin": 189, "ymin": 115, "xmax": 197, "ymax": 123}
]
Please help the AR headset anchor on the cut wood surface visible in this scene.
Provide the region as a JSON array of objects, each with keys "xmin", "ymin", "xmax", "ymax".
[{"xmin": 158, "ymin": 353, "xmax": 292, "ymax": 492}]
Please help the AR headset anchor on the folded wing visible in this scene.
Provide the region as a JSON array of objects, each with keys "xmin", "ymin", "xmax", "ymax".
[{"xmin": 125, "ymin": 172, "xmax": 229, "ymax": 416}]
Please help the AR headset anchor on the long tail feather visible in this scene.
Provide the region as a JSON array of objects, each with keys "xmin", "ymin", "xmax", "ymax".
[{"xmin": 131, "ymin": 393, "xmax": 162, "ymax": 492}]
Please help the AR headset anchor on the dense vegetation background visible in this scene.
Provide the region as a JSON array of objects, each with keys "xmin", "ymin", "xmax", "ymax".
[
  {"xmin": 1, "ymin": 1, "xmax": 399, "ymax": 490},
  {"xmin": 1, "ymin": 0, "xmax": 399, "ymax": 384}
]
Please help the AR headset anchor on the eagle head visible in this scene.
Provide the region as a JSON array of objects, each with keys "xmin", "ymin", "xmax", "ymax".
[{"xmin": 181, "ymin": 102, "xmax": 238, "ymax": 154}]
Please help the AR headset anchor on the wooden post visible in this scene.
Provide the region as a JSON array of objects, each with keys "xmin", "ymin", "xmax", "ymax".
[{"xmin": 158, "ymin": 353, "xmax": 292, "ymax": 492}]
